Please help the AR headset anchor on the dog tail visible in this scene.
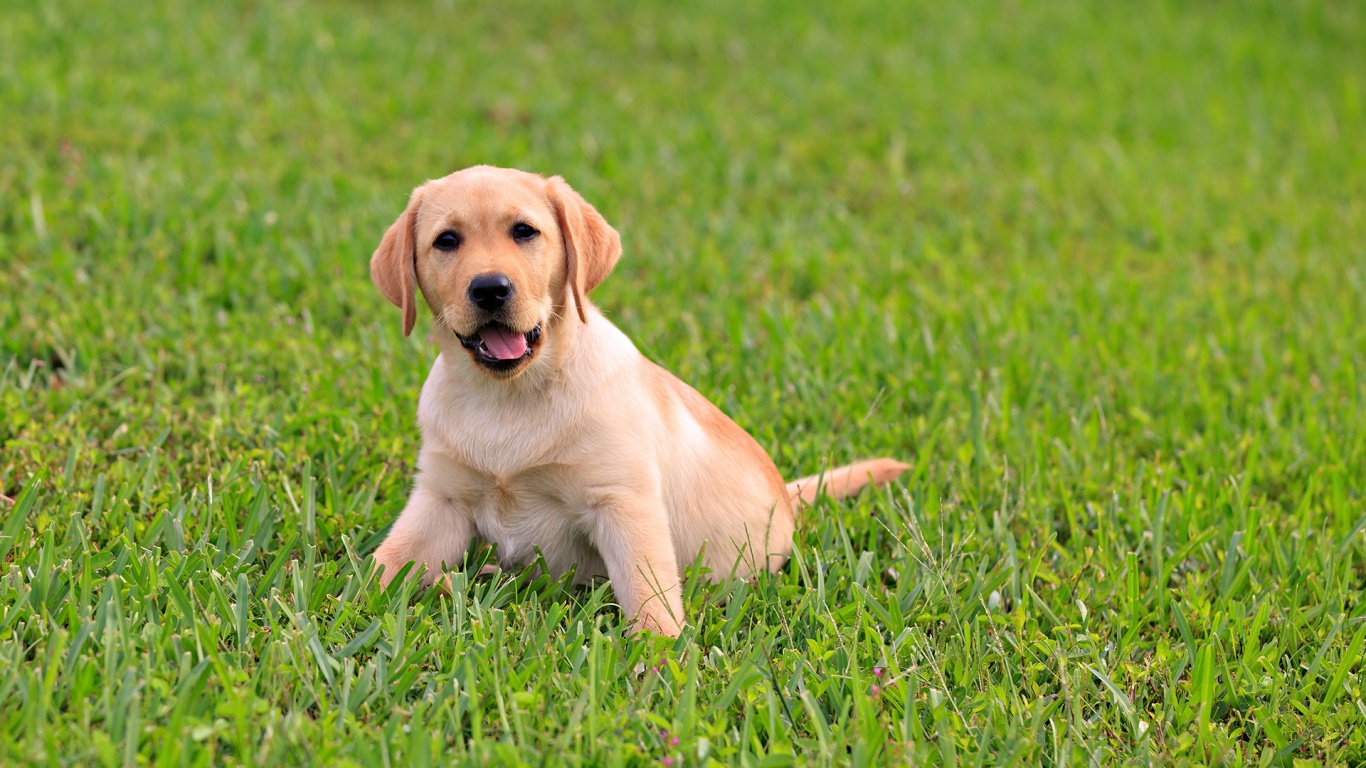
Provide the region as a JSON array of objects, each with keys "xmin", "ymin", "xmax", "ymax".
[{"xmin": 786, "ymin": 458, "xmax": 910, "ymax": 506}]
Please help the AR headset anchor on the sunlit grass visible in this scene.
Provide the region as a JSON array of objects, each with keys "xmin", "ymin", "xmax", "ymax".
[{"xmin": 2, "ymin": 0, "xmax": 1364, "ymax": 764}]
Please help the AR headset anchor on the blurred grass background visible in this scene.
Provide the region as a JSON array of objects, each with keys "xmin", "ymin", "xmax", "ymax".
[{"xmin": 1, "ymin": 0, "xmax": 1364, "ymax": 764}]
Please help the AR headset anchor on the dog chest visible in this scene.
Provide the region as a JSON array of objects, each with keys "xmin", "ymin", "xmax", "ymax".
[{"xmin": 461, "ymin": 466, "xmax": 600, "ymax": 571}]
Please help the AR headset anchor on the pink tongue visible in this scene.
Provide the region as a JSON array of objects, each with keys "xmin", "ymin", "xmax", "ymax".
[{"xmin": 480, "ymin": 324, "xmax": 528, "ymax": 360}]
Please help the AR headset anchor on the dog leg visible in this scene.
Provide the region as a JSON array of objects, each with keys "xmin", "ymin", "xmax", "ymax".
[
  {"xmin": 592, "ymin": 500, "xmax": 685, "ymax": 637},
  {"xmin": 374, "ymin": 485, "xmax": 473, "ymax": 589}
]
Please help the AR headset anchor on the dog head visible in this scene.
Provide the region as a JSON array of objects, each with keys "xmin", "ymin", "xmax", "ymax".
[{"xmin": 371, "ymin": 166, "xmax": 621, "ymax": 379}]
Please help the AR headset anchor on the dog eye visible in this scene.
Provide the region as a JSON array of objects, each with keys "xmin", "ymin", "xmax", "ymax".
[
  {"xmin": 510, "ymin": 223, "xmax": 539, "ymax": 241},
  {"xmin": 433, "ymin": 231, "xmax": 461, "ymax": 251}
]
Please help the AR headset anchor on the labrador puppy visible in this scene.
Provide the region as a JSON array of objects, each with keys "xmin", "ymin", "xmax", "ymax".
[{"xmin": 370, "ymin": 165, "xmax": 907, "ymax": 636}]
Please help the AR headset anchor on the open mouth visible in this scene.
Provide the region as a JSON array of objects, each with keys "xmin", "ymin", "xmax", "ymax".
[{"xmin": 455, "ymin": 322, "xmax": 542, "ymax": 370}]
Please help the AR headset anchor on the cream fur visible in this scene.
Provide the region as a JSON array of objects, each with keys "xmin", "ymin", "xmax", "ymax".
[{"xmin": 370, "ymin": 166, "xmax": 908, "ymax": 637}]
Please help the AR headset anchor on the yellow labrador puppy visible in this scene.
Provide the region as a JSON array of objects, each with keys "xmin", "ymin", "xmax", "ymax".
[{"xmin": 370, "ymin": 165, "xmax": 907, "ymax": 636}]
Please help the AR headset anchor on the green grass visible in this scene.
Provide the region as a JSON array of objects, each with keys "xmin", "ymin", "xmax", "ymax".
[{"xmin": 2, "ymin": 0, "xmax": 1365, "ymax": 764}]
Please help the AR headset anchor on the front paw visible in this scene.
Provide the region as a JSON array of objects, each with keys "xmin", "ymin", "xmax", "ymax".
[
  {"xmin": 373, "ymin": 542, "xmax": 426, "ymax": 589},
  {"xmin": 373, "ymin": 558, "xmax": 407, "ymax": 590},
  {"xmin": 630, "ymin": 609, "xmax": 684, "ymax": 638}
]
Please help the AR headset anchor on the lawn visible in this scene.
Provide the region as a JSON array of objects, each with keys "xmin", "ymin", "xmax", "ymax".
[{"xmin": 2, "ymin": 0, "xmax": 1364, "ymax": 764}]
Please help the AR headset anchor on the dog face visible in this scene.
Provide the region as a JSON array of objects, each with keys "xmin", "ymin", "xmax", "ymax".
[{"xmin": 371, "ymin": 166, "xmax": 621, "ymax": 379}]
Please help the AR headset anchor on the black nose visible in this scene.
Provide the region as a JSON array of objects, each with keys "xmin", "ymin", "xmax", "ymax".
[{"xmin": 468, "ymin": 274, "xmax": 514, "ymax": 311}]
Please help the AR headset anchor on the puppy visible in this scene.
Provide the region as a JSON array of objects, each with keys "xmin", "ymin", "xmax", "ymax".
[{"xmin": 370, "ymin": 165, "xmax": 907, "ymax": 636}]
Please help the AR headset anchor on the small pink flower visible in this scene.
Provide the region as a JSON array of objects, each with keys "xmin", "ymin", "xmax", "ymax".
[
  {"xmin": 662, "ymin": 758, "xmax": 675, "ymax": 767},
  {"xmin": 670, "ymin": 736, "xmax": 680, "ymax": 747},
  {"xmin": 872, "ymin": 667, "xmax": 885, "ymax": 679},
  {"xmin": 870, "ymin": 684, "xmax": 881, "ymax": 696}
]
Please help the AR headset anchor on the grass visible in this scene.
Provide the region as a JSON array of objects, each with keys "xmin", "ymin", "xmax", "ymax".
[{"xmin": 2, "ymin": 0, "xmax": 1364, "ymax": 763}]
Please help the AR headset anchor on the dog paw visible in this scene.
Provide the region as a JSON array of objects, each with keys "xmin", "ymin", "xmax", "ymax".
[{"xmin": 629, "ymin": 610, "xmax": 684, "ymax": 638}]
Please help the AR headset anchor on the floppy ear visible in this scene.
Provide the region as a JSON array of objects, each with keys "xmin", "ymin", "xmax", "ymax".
[
  {"xmin": 546, "ymin": 176, "xmax": 622, "ymax": 323},
  {"xmin": 370, "ymin": 190, "xmax": 423, "ymax": 337}
]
